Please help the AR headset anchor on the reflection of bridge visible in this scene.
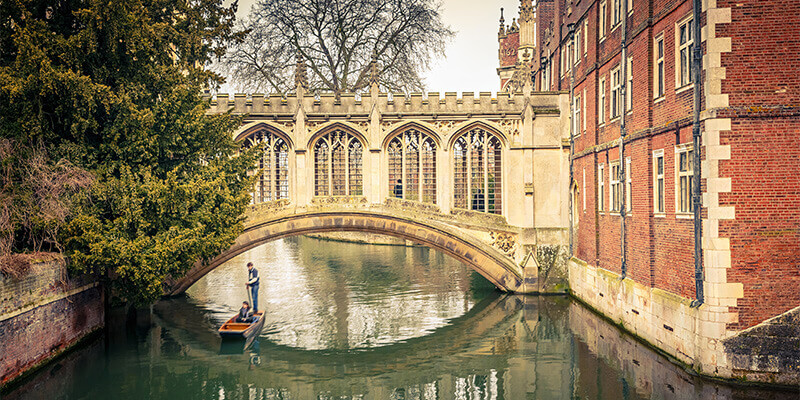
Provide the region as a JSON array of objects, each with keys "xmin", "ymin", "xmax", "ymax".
[
  {"xmin": 170, "ymin": 89, "xmax": 571, "ymax": 295},
  {"xmin": 150, "ymin": 294, "xmax": 574, "ymax": 399}
]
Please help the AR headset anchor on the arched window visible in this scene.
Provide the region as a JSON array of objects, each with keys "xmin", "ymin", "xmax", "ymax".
[
  {"xmin": 245, "ymin": 130, "xmax": 289, "ymax": 203},
  {"xmin": 452, "ymin": 127, "xmax": 502, "ymax": 214},
  {"xmin": 387, "ymin": 129, "xmax": 437, "ymax": 203},
  {"xmin": 314, "ymin": 129, "xmax": 364, "ymax": 196}
]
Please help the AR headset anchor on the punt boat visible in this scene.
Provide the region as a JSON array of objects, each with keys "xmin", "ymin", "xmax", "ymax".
[{"xmin": 218, "ymin": 311, "xmax": 265, "ymax": 339}]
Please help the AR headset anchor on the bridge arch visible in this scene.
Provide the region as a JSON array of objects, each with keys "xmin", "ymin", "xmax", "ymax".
[{"xmin": 167, "ymin": 210, "xmax": 525, "ymax": 296}]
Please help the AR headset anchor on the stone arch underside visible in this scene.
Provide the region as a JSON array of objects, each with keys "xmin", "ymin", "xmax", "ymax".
[{"xmin": 167, "ymin": 210, "xmax": 525, "ymax": 296}]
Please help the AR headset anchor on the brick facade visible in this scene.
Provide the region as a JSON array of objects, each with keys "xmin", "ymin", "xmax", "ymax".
[
  {"xmin": 0, "ymin": 261, "xmax": 104, "ymax": 387},
  {"xmin": 499, "ymin": 0, "xmax": 799, "ymax": 337}
]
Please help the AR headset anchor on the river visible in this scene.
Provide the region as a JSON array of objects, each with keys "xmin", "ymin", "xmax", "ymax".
[{"xmin": 3, "ymin": 237, "xmax": 795, "ymax": 399}]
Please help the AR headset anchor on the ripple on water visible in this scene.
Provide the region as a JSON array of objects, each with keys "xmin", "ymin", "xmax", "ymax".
[{"xmin": 186, "ymin": 236, "xmax": 483, "ymax": 351}]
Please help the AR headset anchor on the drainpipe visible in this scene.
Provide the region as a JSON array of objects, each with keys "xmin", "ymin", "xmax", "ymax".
[
  {"xmin": 691, "ymin": 0, "xmax": 704, "ymax": 306},
  {"xmin": 567, "ymin": 23, "xmax": 576, "ymax": 256},
  {"xmin": 619, "ymin": 0, "xmax": 629, "ymax": 279}
]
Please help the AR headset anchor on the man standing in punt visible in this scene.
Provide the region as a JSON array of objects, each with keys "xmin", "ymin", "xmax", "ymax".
[{"xmin": 246, "ymin": 262, "xmax": 260, "ymax": 312}]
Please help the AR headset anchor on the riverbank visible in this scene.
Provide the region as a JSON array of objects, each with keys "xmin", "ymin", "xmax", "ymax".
[
  {"xmin": 568, "ymin": 257, "xmax": 800, "ymax": 388},
  {"xmin": 0, "ymin": 259, "xmax": 104, "ymax": 390},
  {"xmin": 304, "ymin": 232, "xmax": 418, "ymax": 247}
]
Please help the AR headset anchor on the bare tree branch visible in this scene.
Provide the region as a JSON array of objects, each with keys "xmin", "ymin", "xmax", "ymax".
[{"xmin": 220, "ymin": 0, "xmax": 453, "ymax": 95}]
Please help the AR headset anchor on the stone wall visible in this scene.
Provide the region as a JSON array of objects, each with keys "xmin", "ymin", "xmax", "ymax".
[
  {"xmin": 568, "ymin": 300, "xmax": 798, "ymax": 398},
  {"xmin": 305, "ymin": 232, "xmax": 412, "ymax": 246},
  {"xmin": 568, "ymin": 257, "xmax": 800, "ymax": 386},
  {"xmin": 723, "ymin": 306, "xmax": 800, "ymax": 384},
  {"xmin": 0, "ymin": 260, "xmax": 103, "ymax": 388}
]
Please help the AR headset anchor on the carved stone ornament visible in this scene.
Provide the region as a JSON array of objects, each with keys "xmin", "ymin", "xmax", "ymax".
[
  {"xmin": 430, "ymin": 120, "xmax": 456, "ymax": 133},
  {"xmin": 490, "ymin": 231, "xmax": 518, "ymax": 257}
]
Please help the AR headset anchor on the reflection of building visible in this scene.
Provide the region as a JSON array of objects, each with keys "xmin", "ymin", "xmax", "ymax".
[{"xmin": 499, "ymin": 0, "xmax": 800, "ymax": 386}]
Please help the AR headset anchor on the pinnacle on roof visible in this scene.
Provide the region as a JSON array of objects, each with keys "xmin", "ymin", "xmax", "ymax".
[
  {"xmin": 499, "ymin": 8, "xmax": 506, "ymax": 36},
  {"xmin": 294, "ymin": 50, "xmax": 308, "ymax": 90}
]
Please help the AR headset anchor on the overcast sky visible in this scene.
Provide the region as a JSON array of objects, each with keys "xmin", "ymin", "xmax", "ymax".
[{"xmin": 224, "ymin": 0, "xmax": 520, "ymax": 94}]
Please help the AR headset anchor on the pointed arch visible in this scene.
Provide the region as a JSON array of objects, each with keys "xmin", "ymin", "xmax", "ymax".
[
  {"xmin": 450, "ymin": 122, "xmax": 505, "ymax": 215},
  {"xmin": 381, "ymin": 121, "xmax": 443, "ymax": 149},
  {"xmin": 446, "ymin": 120, "xmax": 509, "ymax": 151},
  {"xmin": 236, "ymin": 123, "xmax": 292, "ymax": 204},
  {"xmin": 311, "ymin": 123, "xmax": 366, "ymax": 197},
  {"xmin": 307, "ymin": 121, "xmax": 368, "ymax": 150},
  {"xmin": 385, "ymin": 122, "xmax": 439, "ymax": 204},
  {"xmin": 233, "ymin": 121, "xmax": 294, "ymax": 149}
]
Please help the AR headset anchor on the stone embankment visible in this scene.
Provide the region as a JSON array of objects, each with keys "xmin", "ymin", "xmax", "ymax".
[
  {"xmin": 723, "ymin": 306, "xmax": 800, "ymax": 384},
  {"xmin": 0, "ymin": 259, "xmax": 103, "ymax": 389}
]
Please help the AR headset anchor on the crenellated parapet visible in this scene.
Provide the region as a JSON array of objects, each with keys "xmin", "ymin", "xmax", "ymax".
[{"xmin": 208, "ymin": 91, "xmax": 562, "ymax": 118}]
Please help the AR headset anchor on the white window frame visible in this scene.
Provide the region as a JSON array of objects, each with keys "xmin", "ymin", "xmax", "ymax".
[
  {"xmin": 583, "ymin": 20, "xmax": 588, "ymax": 55},
  {"xmin": 612, "ymin": 0, "xmax": 622, "ymax": 29},
  {"xmin": 625, "ymin": 157, "xmax": 632, "ymax": 212},
  {"xmin": 675, "ymin": 16, "xmax": 695, "ymax": 90},
  {"xmin": 574, "ymin": 27, "xmax": 582, "ymax": 66},
  {"xmin": 610, "ymin": 161, "xmax": 621, "ymax": 212},
  {"xmin": 598, "ymin": 77, "xmax": 606, "ymax": 125},
  {"xmin": 610, "ymin": 66, "xmax": 621, "ymax": 120},
  {"xmin": 599, "ymin": 1, "xmax": 607, "ymax": 41},
  {"xmin": 653, "ymin": 150, "xmax": 665, "ymax": 215},
  {"xmin": 568, "ymin": 40, "xmax": 574, "ymax": 70},
  {"xmin": 675, "ymin": 144, "xmax": 694, "ymax": 216},
  {"xmin": 598, "ymin": 163, "xmax": 605, "ymax": 212},
  {"xmin": 626, "ymin": 57, "xmax": 633, "ymax": 112},
  {"xmin": 628, "ymin": 0, "xmax": 633, "ymax": 15},
  {"xmin": 583, "ymin": 168, "xmax": 587, "ymax": 211},
  {"xmin": 582, "ymin": 88, "xmax": 587, "ymax": 132},
  {"xmin": 654, "ymin": 35, "xmax": 665, "ymax": 99},
  {"xmin": 574, "ymin": 96, "xmax": 580, "ymax": 134}
]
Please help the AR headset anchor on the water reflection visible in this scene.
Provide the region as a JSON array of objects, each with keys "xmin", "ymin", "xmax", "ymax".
[
  {"xmin": 187, "ymin": 237, "xmax": 486, "ymax": 350},
  {"xmin": 4, "ymin": 238, "xmax": 797, "ymax": 400}
]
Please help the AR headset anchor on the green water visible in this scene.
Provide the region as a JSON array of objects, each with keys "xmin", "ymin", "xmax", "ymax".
[{"xmin": 4, "ymin": 237, "xmax": 795, "ymax": 400}]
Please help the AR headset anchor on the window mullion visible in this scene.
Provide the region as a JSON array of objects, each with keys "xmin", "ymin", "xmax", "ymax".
[
  {"xmin": 268, "ymin": 137, "xmax": 274, "ymax": 201},
  {"xmin": 345, "ymin": 139, "xmax": 351, "ymax": 196},
  {"xmin": 417, "ymin": 138, "xmax": 422, "ymax": 201},
  {"xmin": 401, "ymin": 136, "xmax": 407, "ymax": 200},
  {"xmin": 484, "ymin": 145, "xmax": 489, "ymax": 212},
  {"xmin": 327, "ymin": 141, "xmax": 333, "ymax": 196},
  {"xmin": 466, "ymin": 144, "xmax": 472, "ymax": 210}
]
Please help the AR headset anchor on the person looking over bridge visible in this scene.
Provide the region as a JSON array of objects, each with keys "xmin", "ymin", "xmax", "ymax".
[
  {"xmin": 394, "ymin": 179, "xmax": 403, "ymax": 198},
  {"xmin": 246, "ymin": 262, "xmax": 260, "ymax": 312}
]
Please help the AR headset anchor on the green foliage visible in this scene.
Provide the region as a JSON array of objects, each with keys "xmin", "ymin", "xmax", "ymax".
[{"xmin": 0, "ymin": 0, "xmax": 256, "ymax": 305}]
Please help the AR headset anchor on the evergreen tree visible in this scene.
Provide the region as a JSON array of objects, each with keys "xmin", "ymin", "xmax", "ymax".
[{"xmin": 0, "ymin": 0, "xmax": 256, "ymax": 305}]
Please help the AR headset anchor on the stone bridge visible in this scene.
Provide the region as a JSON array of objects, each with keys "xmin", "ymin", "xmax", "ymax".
[{"xmin": 168, "ymin": 88, "xmax": 571, "ymax": 295}]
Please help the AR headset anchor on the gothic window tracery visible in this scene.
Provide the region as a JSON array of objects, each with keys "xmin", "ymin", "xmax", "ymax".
[
  {"xmin": 452, "ymin": 127, "xmax": 502, "ymax": 214},
  {"xmin": 244, "ymin": 130, "xmax": 290, "ymax": 203},
  {"xmin": 314, "ymin": 129, "xmax": 364, "ymax": 196},
  {"xmin": 387, "ymin": 129, "xmax": 437, "ymax": 203}
]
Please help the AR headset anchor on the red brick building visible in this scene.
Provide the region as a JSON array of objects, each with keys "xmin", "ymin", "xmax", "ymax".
[{"xmin": 500, "ymin": 0, "xmax": 799, "ymax": 384}]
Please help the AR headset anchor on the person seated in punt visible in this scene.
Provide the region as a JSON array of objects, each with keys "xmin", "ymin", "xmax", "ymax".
[{"xmin": 237, "ymin": 301, "xmax": 253, "ymax": 323}]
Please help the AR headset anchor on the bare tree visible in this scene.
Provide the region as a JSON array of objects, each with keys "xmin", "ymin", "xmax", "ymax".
[
  {"xmin": 0, "ymin": 139, "xmax": 93, "ymax": 269},
  {"xmin": 222, "ymin": 0, "xmax": 454, "ymax": 94}
]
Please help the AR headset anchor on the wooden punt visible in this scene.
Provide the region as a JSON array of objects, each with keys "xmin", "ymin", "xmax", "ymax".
[{"xmin": 218, "ymin": 311, "xmax": 265, "ymax": 339}]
